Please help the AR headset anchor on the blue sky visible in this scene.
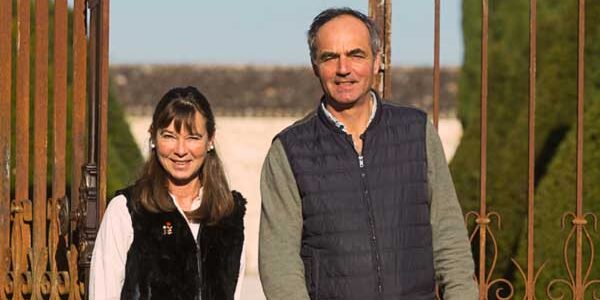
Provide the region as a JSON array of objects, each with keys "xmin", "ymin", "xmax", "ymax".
[{"xmin": 109, "ymin": 1, "xmax": 463, "ymax": 66}]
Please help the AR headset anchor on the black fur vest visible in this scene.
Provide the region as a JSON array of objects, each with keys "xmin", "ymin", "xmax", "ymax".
[{"xmin": 117, "ymin": 187, "xmax": 246, "ymax": 300}]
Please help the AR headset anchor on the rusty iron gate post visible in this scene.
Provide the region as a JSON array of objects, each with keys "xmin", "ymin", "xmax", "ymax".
[
  {"xmin": 369, "ymin": 0, "xmax": 392, "ymax": 99},
  {"xmin": 0, "ymin": 0, "xmax": 11, "ymax": 297},
  {"xmin": 78, "ymin": 0, "xmax": 110, "ymax": 297},
  {"xmin": 462, "ymin": 0, "xmax": 517, "ymax": 298},
  {"xmin": 546, "ymin": 0, "xmax": 600, "ymax": 298}
]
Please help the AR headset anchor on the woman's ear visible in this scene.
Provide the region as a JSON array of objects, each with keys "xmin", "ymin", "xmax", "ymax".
[
  {"xmin": 208, "ymin": 136, "xmax": 215, "ymax": 152},
  {"xmin": 148, "ymin": 126, "xmax": 156, "ymax": 149}
]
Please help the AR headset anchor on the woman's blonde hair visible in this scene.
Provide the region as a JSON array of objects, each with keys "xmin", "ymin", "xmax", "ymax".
[{"xmin": 132, "ymin": 86, "xmax": 233, "ymax": 224}]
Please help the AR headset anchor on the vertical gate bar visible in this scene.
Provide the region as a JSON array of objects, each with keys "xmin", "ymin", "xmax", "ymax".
[
  {"xmin": 53, "ymin": 0, "xmax": 68, "ymax": 204},
  {"xmin": 574, "ymin": 0, "xmax": 585, "ymax": 298},
  {"xmin": 368, "ymin": 0, "xmax": 381, "ymax": 95},
  {"xmin": 0, "ymin": 0, "xmax": 12, "ymax": 298},
  {"xmin": 15, "ymin": 0, "xmax": 31, "ymax": 212},
  {"xmin": 72, "ymin": 0, "xmax": 87, "ymax": 246},
  {"xmin": 87, "ymin": 1, "xmax": 97, "ymax": 167},
  {"xmin": 14, "ymin": 0, "xmax": 31, "ymax": 297},
  {"xmin": 478, "ymin": 0, "xmax": 489, "ymax": 299},
  {"xmin": 382, "ymin": 0, "xmax": 391, "ymax": 99},
  {"xmin": 48, "ymin": 0, "xmax": 71, "ymax": 300},
  {"xmin": 72, "ymin": 1, "xmax": 88, "ymax": 297},
  {"xmin": 368, "ymin": 0, "xmax": 392, "ymax": 99},
  {"xmin": 433, "ymin": 0, "xmax": 440, "ymax": 129},
  {"xmin": 98, "ymin": 0, "xmax": 110, "ymax": 219},
  {"xmin": 33, "ymin": 0, "xmax": 50, "ymax": 297},
  {"xmin": 526, "ymin": 0, "xmax": 537, "ymax": 298},
  {"xmin": 51, "ymin": 1, "xmax": 68, "ymax": 296},
  {"xmin": 79, "ymin": 0, "xmax": 100, "ymax": 292}
]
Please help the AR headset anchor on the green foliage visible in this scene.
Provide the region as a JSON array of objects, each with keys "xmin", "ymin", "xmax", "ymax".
[
  {"xmin": 514, "ymin": 95, "xmax": 600, "ymax": 300},
  {"xmin": 451, "ymin": 0, "xmax": 600, "ymax": 296},
  {"xmin": 107, "ymin": 85, "xmax": 144, "ymax": 196},
  {"xmin": 512, "ymin": 2, "xmax": 600, "ymax": 297}
]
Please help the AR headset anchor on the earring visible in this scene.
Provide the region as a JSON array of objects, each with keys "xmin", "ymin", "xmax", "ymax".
[
  {"xmin": 150, "ymin": 141, "xmax": 156, "ymax": 149},
  {"xmin": 208, "ymin": 144, "xmax": 214, "ymax": 152}
]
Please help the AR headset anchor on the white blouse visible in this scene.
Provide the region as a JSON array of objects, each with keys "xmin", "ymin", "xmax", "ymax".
[{"xmin": 89, "ymin": 191, "xmax": 245, "ymax": 300}]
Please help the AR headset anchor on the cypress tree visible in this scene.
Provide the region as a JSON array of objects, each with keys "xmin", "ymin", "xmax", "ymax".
[{"xmin": 451, "ymin": 0, "xmax": 599, "ymax": 297}]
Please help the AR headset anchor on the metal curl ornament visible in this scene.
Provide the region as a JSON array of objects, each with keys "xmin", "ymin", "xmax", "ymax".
[
  {"xmin": 465, "ymin": 210, "xmax": 514, "ymax": 299},
  {"xmin": 547, "ymin": 211, "xmax": 600, "ymax": 300}
]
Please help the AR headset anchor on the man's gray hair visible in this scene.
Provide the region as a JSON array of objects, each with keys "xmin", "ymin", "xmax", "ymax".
[{"xmin": 307, "ymin": 7, "xmax": 381, "ymax": 63}]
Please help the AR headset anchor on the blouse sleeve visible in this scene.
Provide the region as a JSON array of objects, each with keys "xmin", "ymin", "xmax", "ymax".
[{"xmin": 89, "ymin": 195, "xmax": 134, "ymax": 300}]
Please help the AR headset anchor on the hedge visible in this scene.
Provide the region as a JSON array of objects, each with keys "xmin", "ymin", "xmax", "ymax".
[{"xmin": 450, "ymin": 0, "xmax": 600, "ymax": 296}]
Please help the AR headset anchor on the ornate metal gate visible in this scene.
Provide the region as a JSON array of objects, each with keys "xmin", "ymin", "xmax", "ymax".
[
  {"xmin": 0, "ymin": 0, "xmax": 109, "ymax": 298},
  {"xmin": 463, "ymin": 1, "xmax": 597, "ymax": 299},
  {"xmin": 371, "ymin": 0, "xmax": 597, "ymax": 299}
]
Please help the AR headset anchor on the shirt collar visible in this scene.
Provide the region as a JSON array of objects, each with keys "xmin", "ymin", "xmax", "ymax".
[
  {"xmin": 169, "ymin": 187, "xmax": 203, "ymax": 215},
  {"xmin": 320, "ymin": 91, "xmax": 378, "ymax": 134}
]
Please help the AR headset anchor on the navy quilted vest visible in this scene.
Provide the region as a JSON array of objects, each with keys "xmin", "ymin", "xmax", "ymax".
[{"xmin": 277, "ymin": 98, "xmax": 435, "ymax": 300}]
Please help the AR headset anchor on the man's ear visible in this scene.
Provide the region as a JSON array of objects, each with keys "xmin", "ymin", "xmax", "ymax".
[
  {"xmin": 373, "ymin": 51, "xmax": 382, "ymax": 75},
  {"xmin": 312, "ymin": 61, "xmax": 320, "ymax": 77}
]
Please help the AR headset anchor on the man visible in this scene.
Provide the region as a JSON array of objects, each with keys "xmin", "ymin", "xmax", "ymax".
[{"xmin": 259, "ymin": 7, "xmax": 477, "ymax": 300}]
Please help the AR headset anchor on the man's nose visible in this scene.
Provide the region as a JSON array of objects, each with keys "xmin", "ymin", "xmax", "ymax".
[{"xmin": 336, "ymin": 56, "xmax": 350, "ymax": 75}]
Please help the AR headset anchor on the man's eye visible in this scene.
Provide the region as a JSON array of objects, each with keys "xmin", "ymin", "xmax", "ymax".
[
  {"xmin": 320, "ymin": 55, "xmax": 335, "ymax": 62},
  {"xmin": 350, "ymin": 51, "xmax": 366, "ymax": 58}
]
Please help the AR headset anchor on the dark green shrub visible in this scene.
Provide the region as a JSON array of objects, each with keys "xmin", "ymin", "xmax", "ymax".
[
  {"xmin": 511, "ymin": 94, "xmax": 600, "ymax": 299},
  {"xmin": 451, "ymin": 0, "xmax": 600, "ymax": 296}
]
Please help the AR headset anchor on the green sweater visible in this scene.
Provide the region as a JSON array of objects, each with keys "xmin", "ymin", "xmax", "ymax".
[{"xmin": 259, "ymin": 120, "xmax": 478, "ymax": 300}]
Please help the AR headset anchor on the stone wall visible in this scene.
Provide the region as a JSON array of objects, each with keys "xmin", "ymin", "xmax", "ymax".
[{"xmin": 111, "ymin": 64, "xmax": 459, "ymax": 116}]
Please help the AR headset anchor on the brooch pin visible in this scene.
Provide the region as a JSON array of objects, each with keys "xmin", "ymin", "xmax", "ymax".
[{"xmin": 162, "ymin": 221, "xmax": 173, "ymax": 235}]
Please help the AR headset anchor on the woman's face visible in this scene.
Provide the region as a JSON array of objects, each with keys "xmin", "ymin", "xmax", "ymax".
[{"xmin": 155, "ymin": 112, "xmax": 212, "ymax": 186}]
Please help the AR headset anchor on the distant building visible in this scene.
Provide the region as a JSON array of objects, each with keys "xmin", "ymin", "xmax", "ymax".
[{"xmin": 111, "ymin": 65, "xmax": 459, "ymax": 117}]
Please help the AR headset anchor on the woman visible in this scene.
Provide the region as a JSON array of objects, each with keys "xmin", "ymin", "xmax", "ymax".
[{"xmin": 90, "ymin": 86, "xmax": 246, "ymax": 300}]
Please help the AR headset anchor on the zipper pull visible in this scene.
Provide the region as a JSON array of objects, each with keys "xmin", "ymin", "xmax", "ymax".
[{"xmin": 358, "ymin": 155, "xmax": 364, "ymax": 168}]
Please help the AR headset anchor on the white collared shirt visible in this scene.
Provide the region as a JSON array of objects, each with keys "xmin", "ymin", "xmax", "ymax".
[
  {"xmin": 320, "ymin": 91, "xmax": 378, "ymax": 134},
  {"xmin": 89, "ymin": 189, "xmax": 245, "ymax": 300}
]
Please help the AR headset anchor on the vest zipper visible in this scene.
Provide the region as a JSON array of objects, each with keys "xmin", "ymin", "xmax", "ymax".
[
  {"xmin": 348, "ymin": 133, "xmax": 383, "ymax": 297},
  {"xmin": 196, "ymin": 225, "xmax": 203, "ymax": 299}
]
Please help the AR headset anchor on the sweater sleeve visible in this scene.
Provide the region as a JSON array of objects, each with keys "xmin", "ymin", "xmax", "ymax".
[
  {"xmin": 427, "ymin": 121, "xmax": 479, "ymax": 300},
  {"xmin": 259, "ymin": 138, "xmax": 310, "ymax": 300}
]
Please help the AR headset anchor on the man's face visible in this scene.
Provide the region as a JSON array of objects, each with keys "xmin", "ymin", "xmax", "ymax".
[{"xmin": 313, "ymin": 15, "xmax": 380, "ymax": 107}]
